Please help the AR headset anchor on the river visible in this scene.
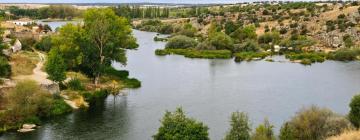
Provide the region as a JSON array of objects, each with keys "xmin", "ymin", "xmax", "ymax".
[{"xmin": 1, "ymin": 29, "xmax": 360, "ymax": 140}]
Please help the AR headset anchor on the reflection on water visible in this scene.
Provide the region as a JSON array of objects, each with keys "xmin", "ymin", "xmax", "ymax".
[{"xmin": 1, "ymin": 29, "xmax": 360, "ymax": 140}]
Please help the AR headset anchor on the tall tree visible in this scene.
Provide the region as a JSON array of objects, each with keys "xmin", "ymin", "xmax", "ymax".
[
  {"xmin": 45, "ymin": 47, "xmax": 66, "ymax": 83},
  {"xmin": 82, "ymin": 8, "xmax": 137, "ymax": 85},
  {"xmin": 153, "ymin": 107, "xmax": 209, "ymax": 140},
  {"xmin": 224, "ymin": 111, "xmax": 251, "ymax": 140}
]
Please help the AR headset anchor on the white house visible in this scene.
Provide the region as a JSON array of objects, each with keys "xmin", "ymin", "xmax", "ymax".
[
  {"xmin": 11, "ymin": 18, "xmax": 34, "ymax": 26},
  {"xmin": 11, "ymin": 39, "xmax": 22, "ymax": 52}
]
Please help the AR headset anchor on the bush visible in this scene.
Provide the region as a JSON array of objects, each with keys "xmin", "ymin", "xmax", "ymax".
[
  {"xmin": 224, "ymin": 111, "xmax": 251, "ymax": 140},
  {"xmin": 165, "ymin": 35, "xmax": 198, "ymax": 49},
  {"xmin": 34, "ymin": 36, "xmax": 52, "ymax": 52},
  {"xmin": 209, "ymin": 32, "xmax": 234, "ymax": 51},
  {"xmin": 328, "ymin": 48, "xmax": 360, "ymax": 61},
  {"xmin": 81, "ymin": 90, "xmax": 109, "ymax": 103},
  {"xmin": 234, "ymin": 40, "xmax": 261, "ymax": 52},
  {"xmin": 66, "ymin": 78, "xmax": 85, "ymax": 91},
  {"xmin": 234, "ymin": 52, "xmax": 270, "ymax": 62},
  {"xmin": 0, "ymin": 56, "xmax": 11, "ymax": 78},
  {"xmin": 123, "ymin": 78, "xmax": 141, "ymax": 88},
  {"xmin": 285, "ymin": 52, "xmax": 327, "ymax": 65},
  {"xmin": 230, "ymin": 25, "xmax": 257, "ymax": 43},
  {"xmin": 281, "ymin": 106, "xmax": 352, "ymax": 140},
  {"xmin": 153, "ymin": 108, "xmax": 209, "ymax": 140},
  {"xmin": 49, "ymin": 99, "xmax": 72, "ymax": 116},
  {"xmin": 349, "ymin": 94, "xmax": 360, "ymax": 128}
]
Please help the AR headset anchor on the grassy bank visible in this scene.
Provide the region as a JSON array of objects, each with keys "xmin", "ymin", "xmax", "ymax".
[{"xmin": 155, "ymin": 49, "xmax": 232, "ymax": 59}]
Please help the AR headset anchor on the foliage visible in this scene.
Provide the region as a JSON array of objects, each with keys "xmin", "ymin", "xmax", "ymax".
[
  {"xmin": 209, "ymin": 32, "xmax": 234, "ymax": 51},
  {"xmin": 81, "ymin": 90, "xmax": 109, "ymax": 103},
  {"xmin": 103, "ymin": 67, "xmax": 141, "ymax": 88},
  {"xmin": 45, "ymin": 47, "xmax": 67, "ymax": 83},
  {"xmin": 328, "ymin": 48, "xmax": 360, "ymax": 61},
  {"xmin": 251, "ymin": 118, "xmax": 275, "ymax": 140},
  {"xmin": 230, "ymin": 25, "xmax": 257, "ymax": 43},
  {"xmin": 349, "ymin": 94, "xmax": 360, "ymax": 128},
  {"xmin": 282, "ymin": 106, "xmax": 352, "ymax": 140},
  {"xmin": 66, "ymin": 78, "xmax": 85, "ymax": 91},
  {"xmin": 285, "ymin": 52, "xmax": 327, "ymax": 65},
  {"xmin": 258, "ymin": 32, "xmax": 280, "ymax": 45},
  {"xmin": 234, "ymin": 52, "xmax": 270, "ymax": 62},
  {"xmin": 234, "ymin": 40, "xmax": 261, "ymax": 52},
  {"xmin": 153, "ymin": 107, "xmax": 209, "ymax": 140},
  {"xmin": 165, "ymin": 35, "xmax": 198, "ymax": 49},
  {"xmin": 34, "ymin": 36, "xmax": 52, "ymax": 52},
  {"xmin": 224, "ymin": 111, "xmax": 251, "ymax": 140},
  {"xmin": 279, "ymin": 122, "xmax": 295, "ymax": 140},
  {"xmin": 0, "ymin": 56, "xmax": 11, "ymax": 78},
  {"xmin": 155, "ymin": 49, "xmax": 232, "ymax": 59},
  {"xmin": 0, "ymin": 80, "xmax": 71, "ymax": 131},
  {"xmin": 49, "ymin": 98, "xmax": 72, "ymax": 116}
]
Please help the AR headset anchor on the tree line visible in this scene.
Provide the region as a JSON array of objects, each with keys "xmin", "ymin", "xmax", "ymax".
[
  {"xmin": 113, "ymin": 5, "xmax": 170, "ymax": 19},
  {"xmin": 154, "ymin": 94, "xmax": 360, "ymax": 140},
  {"xmin": 5, "ymin": 5, "xmax": 81, "ymax": 20}
]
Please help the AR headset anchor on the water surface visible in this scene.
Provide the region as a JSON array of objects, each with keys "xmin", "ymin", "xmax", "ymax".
[{"xmin": 1, "ymin": 29, "xmax": 360, "ymax": 140}]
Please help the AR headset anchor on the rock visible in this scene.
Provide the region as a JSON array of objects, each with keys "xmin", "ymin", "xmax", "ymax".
[
  {"xmin": 18, "ymin": 124, "xmax": 36, "ymax": 133},
  {"xmin": 22, "ymin": 124, "xmax": 36, "ymax": 129},
  {"xmin": 18, "ymin": 128, "xmax": 35, "ymax": 133}
]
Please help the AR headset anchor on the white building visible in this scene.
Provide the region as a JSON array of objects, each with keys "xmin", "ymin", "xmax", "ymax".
[
  {"xmin": 11, "ymin": 39, "xmax": 22, "ymax": 52},
  {"xmin": 11, "ymin": 18, "xmax": 34, "ymax": 26}
]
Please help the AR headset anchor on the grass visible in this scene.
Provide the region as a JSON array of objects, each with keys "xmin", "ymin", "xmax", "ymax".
[
  {"xmin": 10, "ymin": 51, "xmax": 39, "ymax": 76},
  {"xmin": 155, "ymin": 49, "xmax": 233, "ymax": 59},
  {"xmin": 234, "ymin": 52, "xmax": 270, "ymax": 62}
]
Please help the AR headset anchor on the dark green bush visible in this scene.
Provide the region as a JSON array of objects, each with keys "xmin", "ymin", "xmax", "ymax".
[
  {"xmin": 49, "ymin": 99, "xmax": 72, "ymax": 116},
  {"xmin": 66, "ymin": 78, "xmax": 85, "ymax": 91},
  {"xmin": 0, "ymin": 56, "xmax": 11, "ymax": 78},
  {"xmin": 328, "ymin": 48, "xmax": 360, "ymax": 61}
]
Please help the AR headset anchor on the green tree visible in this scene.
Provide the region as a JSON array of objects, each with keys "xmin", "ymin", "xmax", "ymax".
[
  {"xmin": 224, "ymin": 111, "xmax": 251, "ymax": 140},
  {"xmin": 349, "ymin": 94, "xmax": 360, "ymax": 128},
  {"xmin": 45, "ymin": 47, "xmax": 66, "ymax": 83},
  {"xmin": 251, "ymin": 118, "xmax": 275, "ymax": 140},
  {"xmin": 279, "ymin": 122, "xmax": 295, "ymax": 140},
  {"xmin": 153, "ymin": 107, "xmax": 209, "ymax": 140},
  {"xmin": 82, "ymin": 8, "xmax": 137, "ymax": 85}
]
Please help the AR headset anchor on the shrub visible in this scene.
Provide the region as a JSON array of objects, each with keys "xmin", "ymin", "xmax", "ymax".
[
  {"xmin": 349, "ymin": 94, "xmax": 360, "ymax": 128},
  {"xmin": 209, "ymin": 32, "xmax": 234, "ymax": 51},
  {"xmin": 34, "ymin": 36, "xmax": 52, "ymax": 52},
  {"xmin": 230, "ymin": 25, "xmax": 257, "ymax": 43},
  {"xmin": 234, "ymin": 52, "xmax": 270, "ymax": 62},
  {"xmin": 282, "ymin": 106, "xmax": 352, "ymax": 140},
  {"xmin": 0, "ymin": 56, "xmax": 11, "ymax": 78},
  {"xmin": 49, "ymin": 99, "xmax": 72, "ymax": 116},
  {"xmin": 123, "ymin": 78, "xmax": 141, "ymax": 88},
  {"xmin": 81, "ymin": 90, "xmax": 109, "ymax": 103},
  {"xmin": 153, "ymin": 107, "xmax": 209, "ymax": 140},
  {"xmin": 234, "ymin": 40, "xmax": 261, "ymax": 52},
  {"xmin": 285, "ymin": 52, "xmax": 327, "ymax": 65},
  {"xmin": 328, "ymin": 48, "xmax": 360, "ymax": 61},
  {"xmin": 66, "ymin": 78, "xmax": 85, "ymax": 91},
  {"xmin": 224, "ymin": 111, "xmax": 251, "ymax": 140},
  {"xmin": 165, "ymin": 35, "xmax": 198, "ymax": 49}
]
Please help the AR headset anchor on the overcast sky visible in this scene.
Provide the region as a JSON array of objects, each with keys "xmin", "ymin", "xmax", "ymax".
[{"xmin": 1, "ymin": 0, "xmax": 313, "ymax": 4}]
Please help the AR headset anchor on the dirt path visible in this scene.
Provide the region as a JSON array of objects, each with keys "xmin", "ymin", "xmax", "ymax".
[{"xmin": 12, "ymin": 52, "xmax": 52, "ymax": 85}]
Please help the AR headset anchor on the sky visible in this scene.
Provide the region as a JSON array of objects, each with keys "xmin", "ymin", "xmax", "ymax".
[{"xmin": 1, "ymin": 0, "xmax": 313, "ymax": 4}]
